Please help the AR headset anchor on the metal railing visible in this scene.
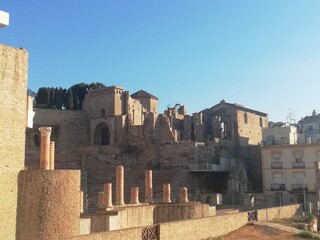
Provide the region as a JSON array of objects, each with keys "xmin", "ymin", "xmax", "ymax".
[
  {"xmin": 189, "ymin": 163, "xmax": 228, "ymax": 172},
  {"xmin": 270, "ymin": 183, "xmax": 285, "ymax": 190},
  {"xmin": 292, "ymin": 184, "xmax": 307, "ymax": 191},
  {"xmin": 271, "ymin": 162, "xmax": 283, "ymax": 169},
  {"xmin": 292, "ymin": 162, "xmax": 305, "ymax": 168}
]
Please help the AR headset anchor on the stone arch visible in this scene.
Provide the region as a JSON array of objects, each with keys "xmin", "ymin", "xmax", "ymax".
[
  {"xmin": 229, "ymin": 167, "xmax": 248, "ymax": 193},
  {"xmin": 94, "ymin": 122, "xmax": 110, "ymax": 145}
]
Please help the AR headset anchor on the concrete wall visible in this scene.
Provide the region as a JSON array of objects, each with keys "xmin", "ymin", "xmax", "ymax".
[
  {"xmin": 16, "ymin": 170, "xmax": 81, "ymax": 240},
  {"xmin": 0, "ymin": 44, "xmax": 28, "ymax": 240}
]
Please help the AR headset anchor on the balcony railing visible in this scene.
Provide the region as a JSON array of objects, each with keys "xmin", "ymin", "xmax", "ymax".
[
  {"xmin": 292, "ymin": 184, "xmax": 307, "ymax": 191},
  {"xmin": 270, "ymin": 183, "xmax": 285, "ymax": 191},
  {"xmin": 293, "ymin": 162, "xmax": 305, "ymax": 168},
  {"xmin": 271, "ymin": 162, "xmax": 283, "ymax": 169}
]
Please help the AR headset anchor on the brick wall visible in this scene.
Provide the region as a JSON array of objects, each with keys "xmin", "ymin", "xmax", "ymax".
[{"xmin": 0, "ymin": 44, "xmax": 28, "ymax": 239}]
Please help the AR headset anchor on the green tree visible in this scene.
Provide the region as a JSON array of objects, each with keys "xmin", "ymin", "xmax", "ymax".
[
  {"xmin": 66, "ymin": 88, "xmax": 74, "ymax": 110},
  {"xmin": 73, "ymin": 95, "xmax": 80, "ymax": 110},
  {"xmin": 55, "ymin": 87, "xmax": 64, "ymax": 109},
  {"xmin": 49, "ymin": 87, "xmax": 56, "ymax": 107},
  {"xmin": 35, "ymin": 87, "xmax": 49, "ymax": 106},
  {"xmin": 71, "ymin": 82, "xmax": 106, "ymax": 109}
]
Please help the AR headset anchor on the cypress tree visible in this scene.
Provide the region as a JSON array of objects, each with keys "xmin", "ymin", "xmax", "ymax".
[
  {"xmin": 66, "ymin": 88, "xmax": 74, "ymax": 110},
  {"xmin": 56, "ymin": 87, "xmax": 63, "ymax": 109}
]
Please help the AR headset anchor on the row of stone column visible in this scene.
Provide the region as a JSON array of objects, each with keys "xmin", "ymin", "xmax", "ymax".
[
  {"xmin": 98, "ymin": 166, "xmax": 189, "ymax": 208},
  {"xmin": 39, "ymin": 127, "xmax": 55, "ymax": 170}
]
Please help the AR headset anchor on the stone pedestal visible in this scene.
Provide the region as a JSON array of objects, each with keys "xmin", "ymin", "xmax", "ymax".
[
  {"xmin": 98, "ymin": 192, "xmax": 105, "ymax": 208},
  {"xmin": 50, "ymin": 141, "xmax": 55, "ymax": 170},
  {"xmin": 180, "ymin": 187, "xmax": 189, "ymax": 203},
  {"xmin": 163, "ymin": 183, "xmax": 171, "ymax": 203},
  {"xmin": 130, "ymin": 187, "xmax": 140, "ymax": 204},
  {"xmin": 145, "ymin": 170, "xmax": 153, "ymax": 203},
  {"xmin": 16, "ymin": 170, "xmax": 80, "ymax": 240},
  {"xmin": 39, "ymin": 127, "xmax": 52, "ymax": 170},
  {"xmin": 104, "ymin": 183, "xmax": 113, "ymax": 208},
  {"xmin": 116, "ymin": 166, "xmax": 124, "ymax": 205}
]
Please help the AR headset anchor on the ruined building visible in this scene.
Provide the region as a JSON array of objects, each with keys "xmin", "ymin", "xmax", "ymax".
[{"xmin": 25, "ymin": 83, "xmax": 268, "ymax": 212}]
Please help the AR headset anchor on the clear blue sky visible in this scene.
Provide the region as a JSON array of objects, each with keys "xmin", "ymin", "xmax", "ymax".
[{"xmin": 1, "ymin": 1, "xmax": 320, "ymax": 122}]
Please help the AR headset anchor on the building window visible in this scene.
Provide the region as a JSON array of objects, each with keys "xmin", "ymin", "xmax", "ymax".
[
  {"xmin": 101, "ymin": 108, "xmax": 106, "ymax": 117},
  {"xmin": 244, "ymin": 113, "xmax": 248, "ymax": 124},
  {"xmin": 259, "ymin": 117, "xmax": 263, "ymax": 127},
  {"xmin": 308, "ymin": 125, "xmax": 314, "ymax": 131},
  {"xmin": 273, "ymin": 173, "xmax": 283, "ymax": 184}
]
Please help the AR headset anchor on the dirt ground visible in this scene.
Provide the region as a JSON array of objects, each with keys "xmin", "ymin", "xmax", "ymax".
[{"xmin": 206, "ymin": 224, "xmax": 303, "ymax": 240}]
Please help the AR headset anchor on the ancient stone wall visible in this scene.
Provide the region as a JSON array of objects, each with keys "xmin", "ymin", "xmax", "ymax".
[
  {"xmin": 82, "ymin": 86, "xmax": 124, "ymax": 118},
  {"xmin": 158, "ymin": 142, "xmax": 198, "ymax": 168},
  {"xmin": 26, "ymin": 108, "xmax": 90, "ymax": 152},
  {"xmin": 238, "ymin": 146, "xmax": 262, "ymax": 191},
  {"xmin": 0, "ymin": 44, "xmax": 28, "ymax": 240},
  {"xmin": 236, "ymin": 110, "xmax": 267, "ymax": 146}
]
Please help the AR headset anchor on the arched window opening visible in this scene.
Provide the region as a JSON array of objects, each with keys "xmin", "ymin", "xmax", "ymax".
[
  {"xmin": 244, "ymin": 113, "xmax": 248, "ymax": 124},
  {"xmin": 95, "ymin": 123, "xmax": 110, "ymax": 145}
]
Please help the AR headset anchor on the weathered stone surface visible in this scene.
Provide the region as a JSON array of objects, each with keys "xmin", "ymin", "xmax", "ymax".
[
  {"xmin": 16, "ymin": 170, "xmax": 80, "ymax": 240},
  {"xmin": 0, "ymin": 44, "xmax": 28, "ymax": 240}
]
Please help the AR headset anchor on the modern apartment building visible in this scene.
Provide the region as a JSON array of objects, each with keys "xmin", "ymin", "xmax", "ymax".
[{"xmin": 261, "ymin": 123, "xmax": 320, "ymax": 206}]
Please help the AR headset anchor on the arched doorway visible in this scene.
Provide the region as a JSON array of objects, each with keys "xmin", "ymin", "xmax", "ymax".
[{"xmin": 95, "ymin": 123, "xmax": 110, "ymax": 145}]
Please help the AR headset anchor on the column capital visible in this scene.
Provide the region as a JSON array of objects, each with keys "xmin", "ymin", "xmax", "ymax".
[{"xmin": 39, "ymin": 127, "xmax": 52, "ymax": 136}]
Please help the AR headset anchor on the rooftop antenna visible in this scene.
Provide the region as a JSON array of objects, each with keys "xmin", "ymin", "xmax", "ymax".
[
  {"xmin": 286, "ymin": 108, "xmax": 296, "ymax": 124},
  {"xmin": 0, "ymin": 10, "xmax": 9, "ymax": 28}
]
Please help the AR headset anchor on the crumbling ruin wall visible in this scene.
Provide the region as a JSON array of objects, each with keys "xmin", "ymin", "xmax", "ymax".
[
  {"xmin": 238, "ymin": 145, "xmax": 262, "ymax": 191},
  {"xmin": 25, "ymin": 108, "xmax": 89, "ymax": 169},
  {"xmin": 156, "ymin": 114, "xmax": 175, "ymax": 144},
  {"xmin": 236, "ymin": 110, "xmax": 267, "ymax": 146},
  {"xmin": 0, "ymin": 44, "xmax": 28, "ymax": 239},
  {"xmin": 158, "ymin": 142, "xmax": 198, "ymax": 168},
  {"xmin": 26, "ymin": 108, "xmax": 90, "ymax": 152}
]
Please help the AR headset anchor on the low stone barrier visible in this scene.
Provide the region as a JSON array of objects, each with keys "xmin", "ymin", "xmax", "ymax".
[
  {"xmin": 68, "ymin": 203, "xmax": 302, "ymax": 240},
  {"xmin": 257, "ymin": 204, "xmax": 302, "ymax": 221}
]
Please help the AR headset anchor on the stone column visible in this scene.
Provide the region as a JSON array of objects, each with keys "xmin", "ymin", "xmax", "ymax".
[
  {"xmin": 130, "ymin": 187, "xmax": 140, "ymax": 204},
  {"xmin": 116, "ymin": 166, "xmax": 124, "ymax": 205},
  {"xmin": 98, "ymin": 192, "xmax": 105, "ymax": 208},
  {"xmin": 16, "ymin": 170, "xmax": 80, "ymax": 240},
  {"xmin": 39, "ymin": 127, "xmax": 52, "ymax": 170},
  {"xmin": 180, "ymin": 187, "xmax": 189, "ymax": 203},
  {"xmin": 145, "ymin": 170, "xmax": 153, "ymax": 203},
  {"xmin": 104, "ymin": 183, "xmax": 113, "ymax": 208},
  {"xmin": 80, "ymin": 191, "xmax": 84, "ymax": 214},
  {"xmin": 163, "ymin": 183, "xmax": 171, "ymax": 203},
  {"xmin": 49, "ymin": 141, "xmax": 55, "ymax": 170}
]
